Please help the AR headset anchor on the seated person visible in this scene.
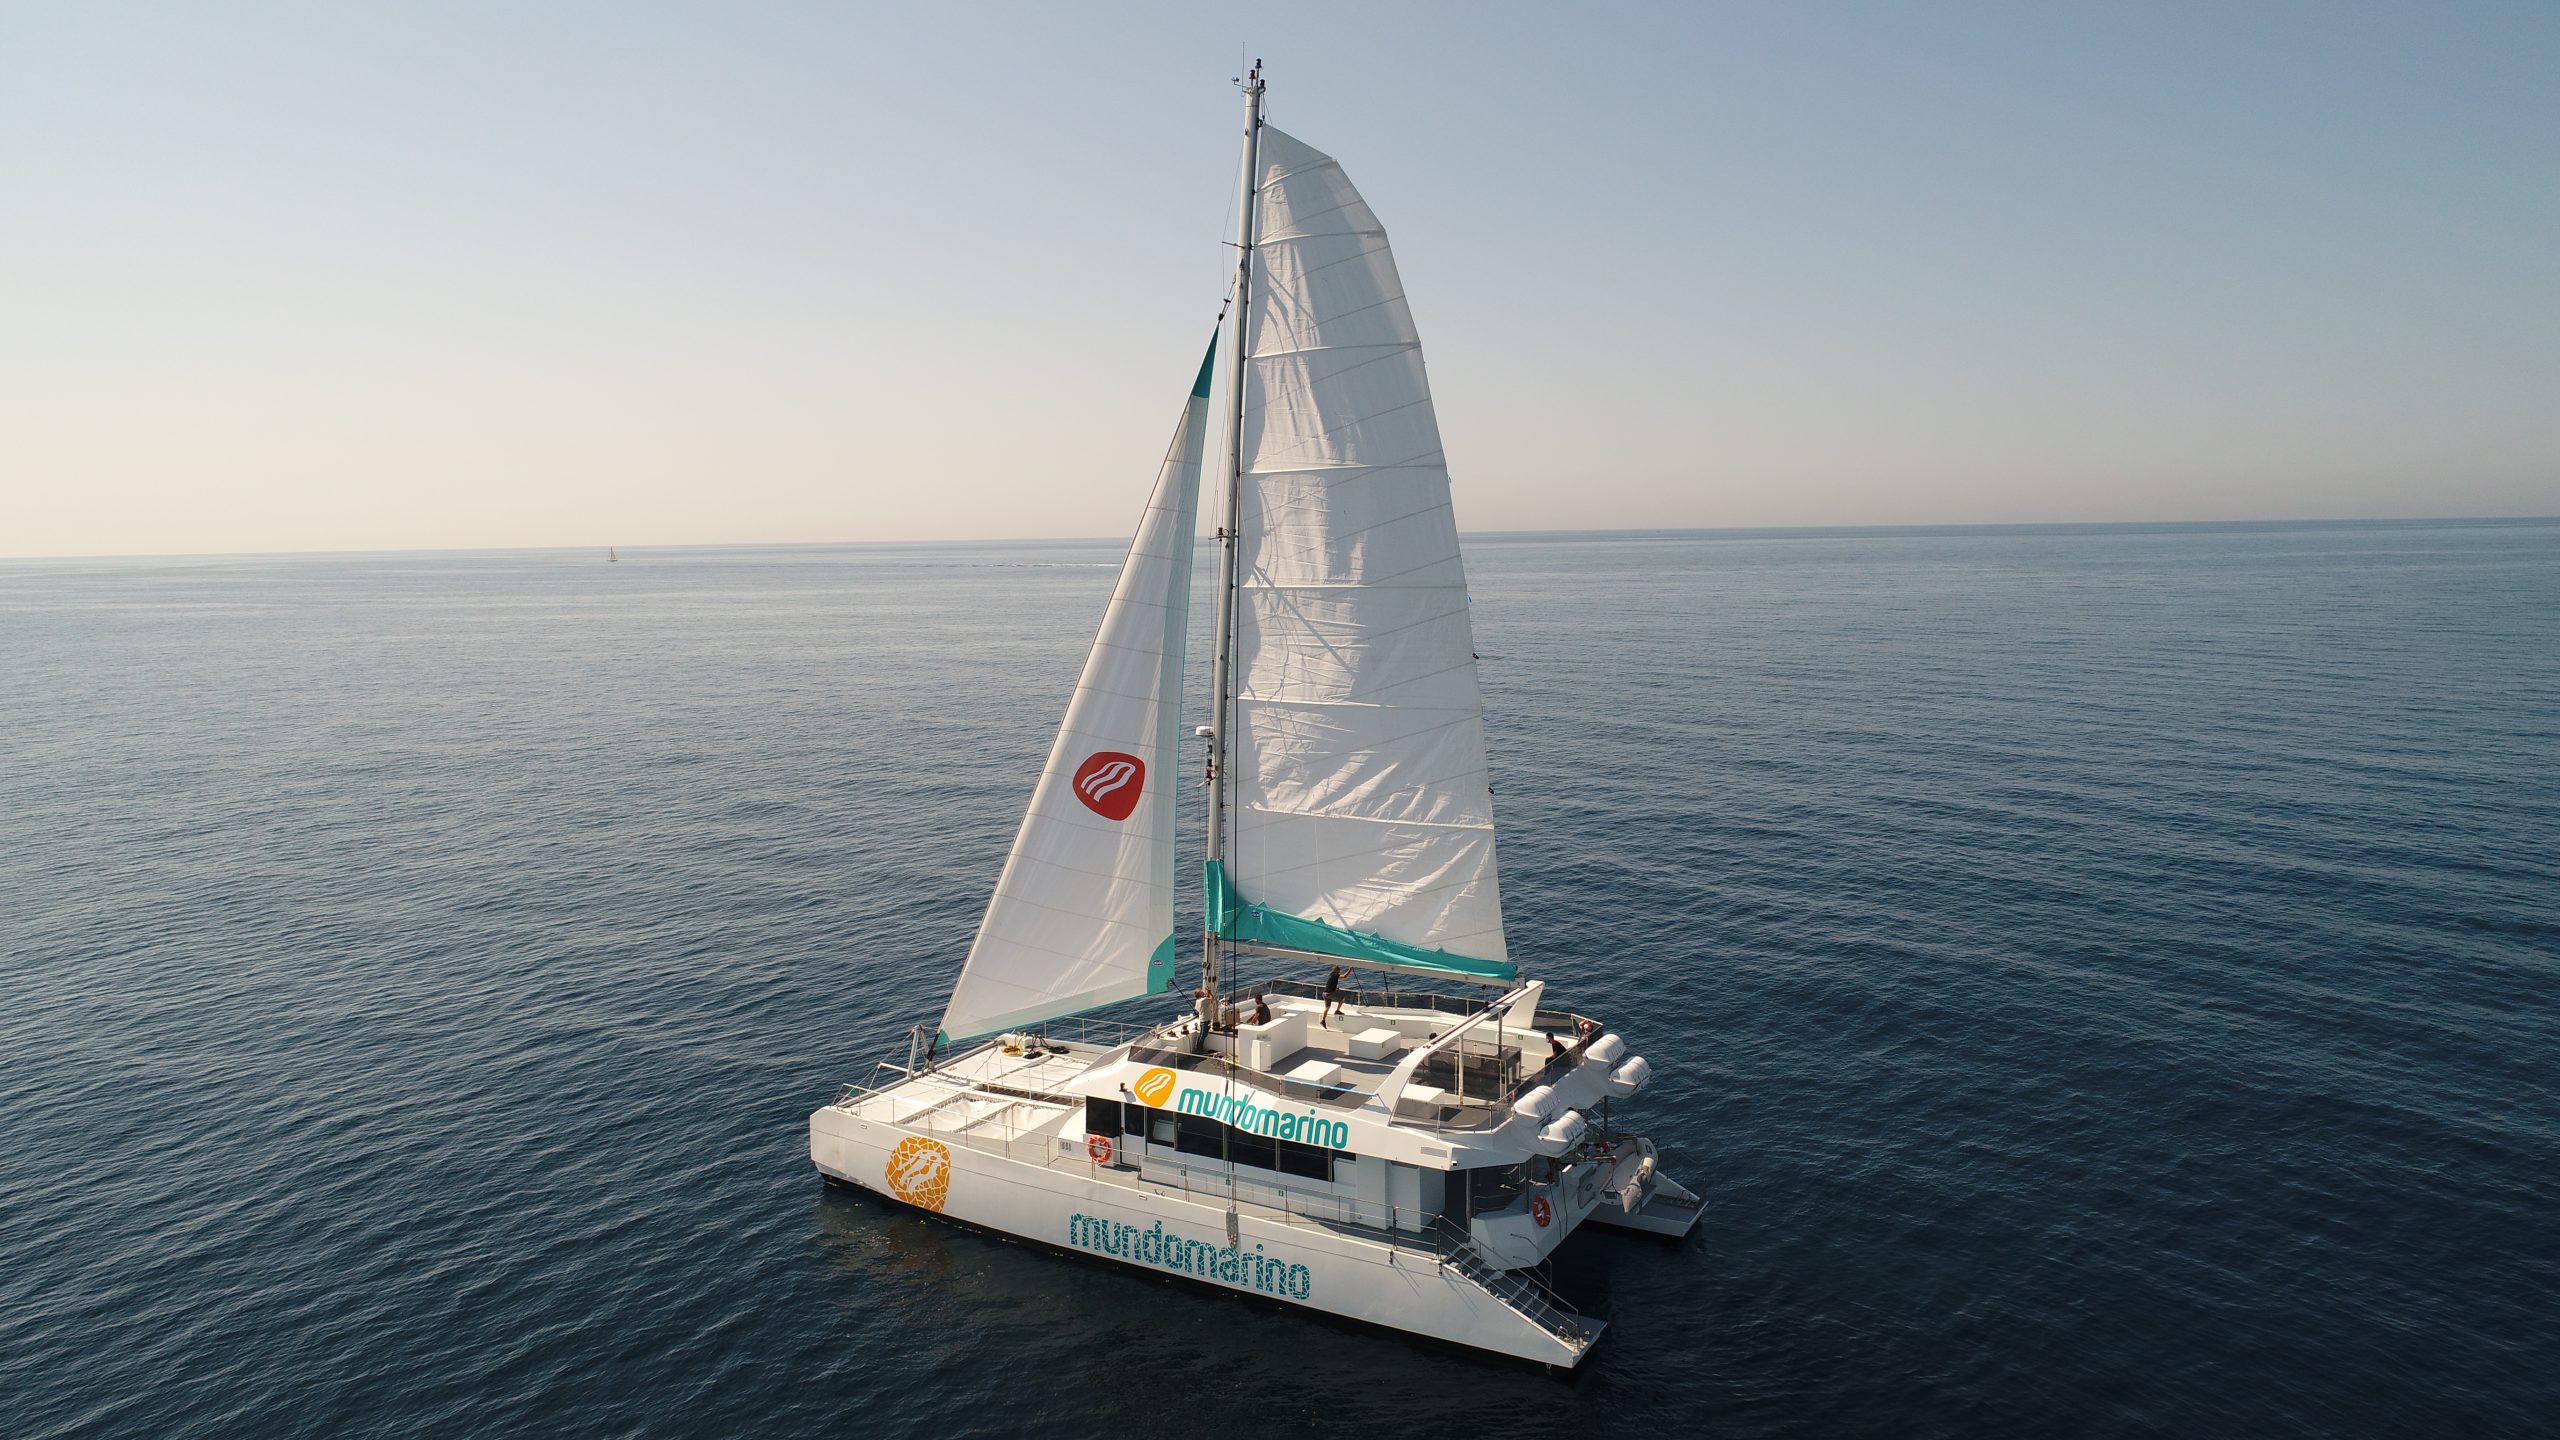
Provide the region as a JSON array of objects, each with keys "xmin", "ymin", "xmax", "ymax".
[{"xmin": 1250, "ymin": 991, "xmax": 1271, "ymax": 1026}]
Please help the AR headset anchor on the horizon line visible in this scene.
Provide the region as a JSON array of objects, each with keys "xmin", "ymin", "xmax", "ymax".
[{"xmin": 5, "ymin": 514, "xmax": 2554, "ymax": 565}]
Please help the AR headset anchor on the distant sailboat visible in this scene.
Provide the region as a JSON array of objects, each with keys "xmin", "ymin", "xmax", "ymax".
[
  {"xmin": 808, "ymin": 63, "xmax": 1694, "ymax": 1367},
  {"xmin": 608, "ymin": 547, "xmax": 619, "ymax": 563}
]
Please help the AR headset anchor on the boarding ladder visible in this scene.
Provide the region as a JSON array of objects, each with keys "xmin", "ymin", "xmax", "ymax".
[{"xmin": 1430, "ymin": 1222, "xmax": 1603, "ymax": 1359}]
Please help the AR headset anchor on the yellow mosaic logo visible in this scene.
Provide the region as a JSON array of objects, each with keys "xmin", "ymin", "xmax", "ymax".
[
  {"xmin": 1133, "ymin": 1067, "xmax": 1177, "ymax": 1108},
  {"xmin": 884, "ymin": 1136, "xmax": 951, "ymax": 1212}
]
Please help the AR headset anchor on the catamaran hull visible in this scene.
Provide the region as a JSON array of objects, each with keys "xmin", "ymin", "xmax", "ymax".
[{"xmin": 810, "ymin": 1107, "xmax": 1598, "ymax": 1367}]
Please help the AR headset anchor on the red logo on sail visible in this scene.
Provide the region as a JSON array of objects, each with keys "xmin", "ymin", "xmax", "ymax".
[{"xmin": 1071, "ymin": 751, "xmax": 1145, "ymax": 822}]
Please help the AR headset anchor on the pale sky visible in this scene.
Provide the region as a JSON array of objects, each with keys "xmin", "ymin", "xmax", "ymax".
[{"xmin": 3, "ymin": 1, "xmax": 2554, "ymax": 558}]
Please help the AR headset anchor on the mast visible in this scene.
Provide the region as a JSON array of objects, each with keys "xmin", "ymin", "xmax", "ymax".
[{"xmin": 1204, "ymin": 59, "xmax": 1264, "ymax": 1005}]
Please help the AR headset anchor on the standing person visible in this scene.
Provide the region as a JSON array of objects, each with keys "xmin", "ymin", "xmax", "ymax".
[
  {"xmin": 1321, "ymin": 966, "xmax": 1348, "ymax": 1027},
  {"xmin": 1189, "ymin": 985, "xmax": 1216, "ymax": 1052}
]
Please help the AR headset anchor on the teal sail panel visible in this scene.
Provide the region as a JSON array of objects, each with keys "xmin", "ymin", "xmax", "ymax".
[{"xmin": 1205, "ymin": 860, "xmax": 1518, "ymax": 982}]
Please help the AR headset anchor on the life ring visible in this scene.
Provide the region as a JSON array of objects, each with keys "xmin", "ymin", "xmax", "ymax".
[
  {"xmin": 1530, "ymin": 1194, "xmax": 1553, "ymax": 1228},
  {"xmin": 1086, "ymin": 1133, "xmax": 1113, "ymax": 1165}
]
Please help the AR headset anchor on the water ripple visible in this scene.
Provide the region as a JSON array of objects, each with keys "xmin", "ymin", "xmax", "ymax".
[{"xmin": 2, "ymin": 524, "xmax": 2554, "ymax": 1438}]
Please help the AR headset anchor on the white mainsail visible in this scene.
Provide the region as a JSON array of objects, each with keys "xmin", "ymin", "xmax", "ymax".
[
  {"xmin": 1216, "ymin": 126, "xmax": 1512, "ymax": 976},
  {"xmin": 938, "ymin": 343, "xmax": 1215, "ymax": 1042}
]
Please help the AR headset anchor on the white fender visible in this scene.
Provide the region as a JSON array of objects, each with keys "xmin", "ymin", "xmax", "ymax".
[
  {"xmin": 1584, "ymin": 1033, "xmax": 1626, "ymax": 1066},
  {"xmin": 1533, "ymin": 1110, "xmax": 1588, "ymax": 1156},
  {"xmin": 1552, "ymin": 1060, "xmax": 1612, "ymax": 1112},
  {"xmin": 1603, "ymin": 1055, "xmax": 1652, "ymax": 1099},
  {"xmin": 1512, "ymin": 1084, "xmax": 1558, "ymax": 1121}
]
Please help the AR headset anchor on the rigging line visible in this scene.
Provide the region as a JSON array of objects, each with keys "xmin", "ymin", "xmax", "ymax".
[
  {"xmin": 1242, "ymin": 343, "xmax": 1422, "ymax": 421},
  {"xmin": 1258, "ymin": 395, "xmax": 1438, "ymax": 456},
  {"xmin": 1230, "ymin": 349, "xmax": 1424, "ymax": 427},
  {"xmin": 1250, "ymin": 340, "xmax": 1417, "ymax": 361},
  {"xmin": 1228, "ymin": 356, "xmax": 1433, "ymax": 425},
  {"xmin": 1244, "ymin": 488, "xmax": 1457, "ymax": 539},
  {"xmin": 1266, "ymin": 286, "xmax": 1412, "ymax": 334},
  {"xmin": 1253, "ymin": 147, "xmax": 1341, "ymax": 187},
  {"xmin": 1239, "ymin": 617, "xmax": 1484, "ymax": 681},
  {"xmin": 1215, "ymin": 124, "xmax": 1243, "ymax": 300},
  {"xmin": 1252, "ymin": 187, "xmax": 1366, "ymax": 234},
  {"xmin": 1234, "ymin": 665, "xmax": 1490, "ymax": 710},
  {"xmin": 1245, "ymin": 452, "xmax": 1450, "ymax": 480},
  {"xmin": 1259, "ymin": 228, "xmax": 1393, "ymax": 252},
  {"xmin": 1230, "ymin": 750, "xmax": 1499, "ymax": 806}
]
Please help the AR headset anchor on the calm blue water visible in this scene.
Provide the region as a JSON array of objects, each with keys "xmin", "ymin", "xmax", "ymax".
[{"xmin": 3, "ymin": 522, "xmax": 2555, "ymax": 1438}]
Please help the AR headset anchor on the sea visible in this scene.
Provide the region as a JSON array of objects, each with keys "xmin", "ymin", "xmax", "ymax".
[{"xmin": 3, "ymin": 521, "xmax": 2554, "ymax": 1439}]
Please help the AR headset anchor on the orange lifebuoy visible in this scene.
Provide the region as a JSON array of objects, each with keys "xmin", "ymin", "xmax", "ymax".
[
  {"xmin": 1086, "ymin": 1133, "xmax": 1113, "ymax": 1165},
  {"xmin": 1530, "ymin": 1194, "xmax": 1553, "ymax": 1228}
]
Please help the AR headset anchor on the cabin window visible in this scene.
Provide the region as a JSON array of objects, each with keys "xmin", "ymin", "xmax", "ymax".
[
  {"xmin": 1156, "ymin": 1108, "xmax": 1338, "ymax": 1181},
  {"xmin": 1466, "ymin": 1162, "xmax": 1527, "ymax": 1211},
  {"xmin": 1229, "ymin": 1131, "xmax": 1278, "ymax": 1171},
  {"xmin": 1274, "ymin": 1138, "xmax": 1333, "ymax": 1182},
  {"xmin": 1084, "ymin": 1098, "xmax": 1122, "ymax": 1137},
  {"xmin": 1175, "ymin": 1112, "xmax": 1225, "ymax": 1159}
]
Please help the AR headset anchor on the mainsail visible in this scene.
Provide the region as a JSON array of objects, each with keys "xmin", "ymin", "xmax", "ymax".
[
  {"xmin": 938, "ymin": 341, "xmax": 1215, "ymax": 1042},
  {"xmin": 1210, "ymin": 126, "xmax": 1514, "ymax": 980}
]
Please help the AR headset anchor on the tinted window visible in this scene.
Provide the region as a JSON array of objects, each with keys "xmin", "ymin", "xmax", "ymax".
[
  {"xmin": 1275, "ymin": 1140, "xmax": 1332, "ymax": 1181},
  {"xmin": 1084, "ymin": 1098, "xmax": 1121, "ymax": 1137},
  {"xmin": 1175, "ymin": 1112, "xmax": 1225, "ymax": 1159},
  {"xmin": 1467, "ymin": 1163, "xmax": 1526, "ymax": 1209}
]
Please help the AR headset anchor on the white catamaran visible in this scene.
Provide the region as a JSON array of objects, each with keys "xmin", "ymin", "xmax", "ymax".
[{"xmin": 810, "ymin": 65, "xmax": 1697, "ymax": 1366}]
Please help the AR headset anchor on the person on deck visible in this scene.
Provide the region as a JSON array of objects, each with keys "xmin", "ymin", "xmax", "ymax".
[
  {"xmin": 1321, "ymin": 967, "xmax": 1348, "ymax": 1027},
  {"xmin": 1250, "ymin": 992, "xmax": 1271, "ymax": 1027}
]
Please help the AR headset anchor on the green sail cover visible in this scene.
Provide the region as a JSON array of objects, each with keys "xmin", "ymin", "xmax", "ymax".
[{"xmin": 1205, "ymin": 860, "xmax": 1518, "ymax": 981}]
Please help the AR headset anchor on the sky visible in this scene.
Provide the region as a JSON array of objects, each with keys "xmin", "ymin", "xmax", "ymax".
[{"xmin": 2, "ymin": 1, "xmax": 2554, "ymax": 558}]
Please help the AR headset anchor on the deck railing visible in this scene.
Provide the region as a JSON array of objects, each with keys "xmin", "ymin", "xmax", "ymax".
[
  {"xmin": 1033, "ymin": 1014, "xmax": 1164, "ymax": 1049},
  {"xmin": 1256, "ymin": 977, "xmax": 1484, "ymax": 1018},
  {"xmin": 1151, "ymin": 983, "xmax": 1610, "ymax": 1131},
  {"xmin": 1428, "ymin": 1220, "xmax": 1600, "ymax": 1352},
  {"xmin": 842, "ymin": 1004, "xmax": 1616, "ymax": 1148}
]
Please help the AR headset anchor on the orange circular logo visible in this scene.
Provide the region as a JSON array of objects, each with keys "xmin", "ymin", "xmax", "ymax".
[
  {"xmin": 884, "ymin": 1136, "xmax": 951, "ymax": 1212},
  {"xmin": 1132, "ymin": 1067, "xmax": 1177, "ymax": 1109}
]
